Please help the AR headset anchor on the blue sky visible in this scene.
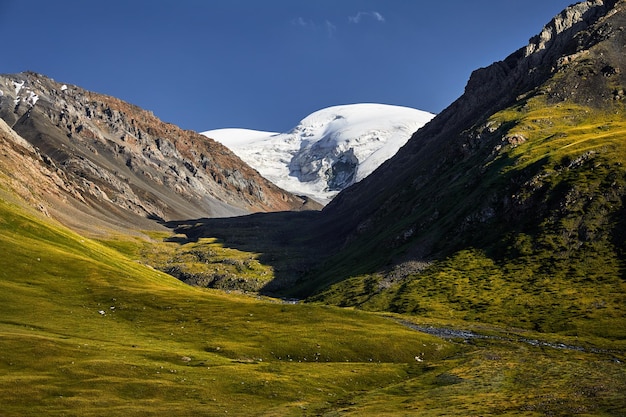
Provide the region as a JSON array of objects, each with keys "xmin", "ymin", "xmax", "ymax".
[{"xmin": 1, "ymin": 0, "xmax": 574, "ymax": 132}]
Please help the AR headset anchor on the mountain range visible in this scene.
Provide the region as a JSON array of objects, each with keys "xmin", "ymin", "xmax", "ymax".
[
  {"xmin": 1, "ymin": 1, "xmax": 625, "ymax": 415},
  {"xmin": 203, "ymin": 104, "xmax": 434, "ymax": 204}
]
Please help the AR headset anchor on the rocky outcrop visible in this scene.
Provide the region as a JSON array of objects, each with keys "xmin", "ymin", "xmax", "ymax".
[
  {"xmin": 0, "ymin": 72, "xmax": 317, "ymax": 232},
  {"xmin": 428, "ymin": 0, "xmax": 621, "ymax": 135}
]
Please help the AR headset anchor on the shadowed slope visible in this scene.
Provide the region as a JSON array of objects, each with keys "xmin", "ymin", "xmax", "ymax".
[{"xmin": 298, "ymin": 0, "xmax": 626, "ymax": 294}]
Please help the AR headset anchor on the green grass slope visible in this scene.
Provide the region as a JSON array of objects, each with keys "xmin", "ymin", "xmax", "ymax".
[
  {"xmin": 310, "ymin": 97, "xmax": 626, "ymax": 342},
  {"xmin": 0, "ymin": 195, "xmax": 459, "ymax": 415},
  {"xmin": 98, "ymin": 232, "xmax": 277, "ymax": 292},
  {"xmin": 1, "ymin": 187, "xmax": 625, "ymax": 415}
]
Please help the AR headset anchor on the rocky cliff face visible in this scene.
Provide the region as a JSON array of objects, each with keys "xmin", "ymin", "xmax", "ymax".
[
  {"xmin": 428, "ymin": 0, "xmax": 619, "ymax": 134},
  {"xmin": 0, "ymin": 72, "xmax": 317, "ymax": 233}
]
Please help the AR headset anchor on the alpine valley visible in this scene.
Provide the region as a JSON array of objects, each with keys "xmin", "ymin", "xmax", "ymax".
[{"xmin": 1, "ymin": 1, "xmax": 625, "ymax": 416}]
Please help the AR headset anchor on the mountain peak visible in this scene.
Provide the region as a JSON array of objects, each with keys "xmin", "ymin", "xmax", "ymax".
[
  {"xmin": 204, "ymin": 103, "xmax": 434, "ymax": 204},
  {"xmin": 429, "ymin": 0, "xmax": 621, "ymax": 137},
  {"xmin": 524, "ymin": 0, "xmax": 611, "ymax": 57}
]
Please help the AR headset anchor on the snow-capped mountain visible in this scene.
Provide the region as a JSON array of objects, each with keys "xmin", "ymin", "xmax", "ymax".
[{"xmin": 202, "ymin": 103, "xmax": 434, "ymax": 204}]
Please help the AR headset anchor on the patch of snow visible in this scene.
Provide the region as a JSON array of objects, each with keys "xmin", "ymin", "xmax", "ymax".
[
  {"xmin": 12, "ymin": 80, "xmax": 24, "ymax": 95},
  {"xmin": 202, "ymin": 128, "xmax": 279, "ymax": 147},
  {"xmin": 26, "ymin": 91, "xmax": 39, "ymax": 107},
  {"xmin": 9, "ymin": 80, "xmax": 39, "ymax": 107},
  {"xmin": 61, "ymin": 84, "xmax": 68, "ymax": 91},
  {"xmin": 203, "ymin": 103, "xmax": 434, "ymax": 204}
]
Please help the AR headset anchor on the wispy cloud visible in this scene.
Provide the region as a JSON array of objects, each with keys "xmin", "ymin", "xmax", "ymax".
[
  {"xmin": 291, "ymin": 11, "xmax": 385, "ymax": 38},
  {"xmin": 292, "ymin": 17, "xmax": 337, "ymax": 38},
  {"xmin": 291, "ymin": 17, "xmax": 313, "ymax": 27},
  {"xmin": 325, "ymin": 20, "xmax": 337, "ymax": 38},
  {"xmin": 348, "ymin": 11, "xmax": 385, "ymax": 24}
]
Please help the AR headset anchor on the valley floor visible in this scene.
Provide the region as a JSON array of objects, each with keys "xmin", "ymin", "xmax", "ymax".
[{"xmin": 0, "ymin": 198, "xmax": 624, "ymax": 416}]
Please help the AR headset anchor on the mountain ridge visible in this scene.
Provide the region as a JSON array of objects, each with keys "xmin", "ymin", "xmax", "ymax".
[
  {"xmin": 321, "ymin": 0, "xmax": 625, "ymax": 254},
  {"xmin": 0, "ymin": 72, "xmax": 319, "ymax": 234},
  {"xmin": 0, "ymin": 1, "xmax": 623, "ymax": 335}
]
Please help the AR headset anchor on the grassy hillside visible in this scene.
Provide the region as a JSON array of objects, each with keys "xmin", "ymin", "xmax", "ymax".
[
  {"xmin": 1, "ymin": 188, "xmax": 625, "ymax": 415},
  {"xmin": 98, "ymin": 232, "xmax": 277, "ymax": 292},
  {"xmin": 309, "ymin": 97, "xmax": 626, "ymax": 341},
  {"xmin": 0, "ymin": 194, "xmax": 458, "ymax": 415}
]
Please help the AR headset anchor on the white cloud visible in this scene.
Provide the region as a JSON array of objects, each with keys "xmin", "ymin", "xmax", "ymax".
[
  {"xmin": 348, "ymin": 11, "xmax": 385, "ymax": 24},
  {"xmin": 292, "ymin": 17, "xmax": 312, "ymax": 27},
  {"xmin": 325, "ymin": 20, "xmax": 337, "ymax": 38},
  {"xmin": 292, "ymin": 17, "xmax": 337, "ymax": 38}
]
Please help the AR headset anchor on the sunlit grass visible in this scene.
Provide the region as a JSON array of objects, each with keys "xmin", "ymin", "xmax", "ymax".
[
  {"xmin": 1, "ymin": 93, "xmax": 626, "ymax": 414},
  {"xmin": 98, "ymin": 233, "xmax": 276, "ymax": 291},
  {"xmin": 0, "ymin": 197, "xmax": 464, "ymax": 416},
  {"xmin": 313, "ymin": 97, "xmax": 626, "ymax": 344},
  {"xmin": 492, "ymin": 100, "xmax": 626, "ymax": 170},
  {"xmin": 0, "ymin": 193, "xmax": 624, "ymax": 415}
]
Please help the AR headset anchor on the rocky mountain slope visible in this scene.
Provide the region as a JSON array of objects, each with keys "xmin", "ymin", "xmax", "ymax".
[
  {"xmin": 316, "ymin": 0, "xmax": 625, "ymax": 266},
  {"xmin": 255, "ymin": 0, "xmax": 626, "ymax": 334},
  {"xmin": 203, "ymin": 104, "xmax": 434, "ymax": 204},
  {"xmin": 0, "ymin": 72, "xmax": 317, "ymax": 233}
]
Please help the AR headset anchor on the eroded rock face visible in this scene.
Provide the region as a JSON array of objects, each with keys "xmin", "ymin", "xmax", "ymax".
[
  {"xmin": 440, "ymin": 0, "xmax": 621, "ymax": 130},
  {"xmin": 0, "ymin": 72, "xmax": 317, "ymax": 232},
  {"xmin": 524, "ymin": 0, "xmax": 608, "ymax": 57}
]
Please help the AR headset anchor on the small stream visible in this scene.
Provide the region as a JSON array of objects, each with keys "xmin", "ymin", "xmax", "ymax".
[{"xmin": 397, "ymin": 320, "xmax": 622, "ymax": 358}]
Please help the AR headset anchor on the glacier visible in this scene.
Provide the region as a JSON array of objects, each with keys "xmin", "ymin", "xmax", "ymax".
[{"xmin": 202, "ymin": 103, "xmax": 434, "ymax": 205}]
